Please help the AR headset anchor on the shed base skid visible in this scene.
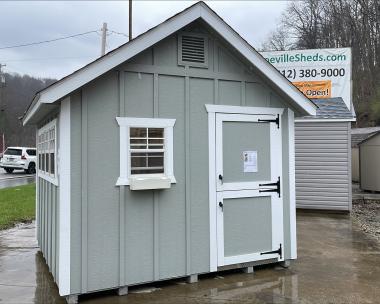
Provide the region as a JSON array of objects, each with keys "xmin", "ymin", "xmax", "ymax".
[
  {"xmin": 279, "ymin": 260, "xmax": 291, "ymax": 268},
  {"xmin": 243, "ymin": 266, "xmax": 254, "ymax": 274},
  {"xmin": 65, "ymin": 295, "xmax": 78, "ymax": 304},
  {"xmin": 118, "ymin": 286, "xmax": 129, "ymax": 296},
  {"xmin": 186, "ymin": 274, "xmax": 198, "ymax": 283}
]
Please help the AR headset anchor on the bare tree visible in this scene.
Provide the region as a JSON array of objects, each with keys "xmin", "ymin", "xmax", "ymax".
[{"xmin": 262, "ymin": 0, "xmax": 380, "ymax": 126}]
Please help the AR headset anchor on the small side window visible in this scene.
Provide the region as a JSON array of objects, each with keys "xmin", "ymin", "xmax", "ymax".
[{"xmin": 37, "ymin": 119, "xmax": 57, "ymax": 185}]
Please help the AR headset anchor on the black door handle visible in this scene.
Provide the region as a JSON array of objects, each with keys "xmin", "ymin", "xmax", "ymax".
[
  {"xmin": 219, "ymin": 201, "xmax": 223, "ymax": 211},
  {"xmin": 218, "ymin": 174, "xmax": 223, "ymax": 181}
]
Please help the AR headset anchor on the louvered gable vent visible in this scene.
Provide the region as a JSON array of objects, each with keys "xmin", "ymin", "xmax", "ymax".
[{"xmin": 178, "ymin": 33, "xmax": 208, "ymax": 68}]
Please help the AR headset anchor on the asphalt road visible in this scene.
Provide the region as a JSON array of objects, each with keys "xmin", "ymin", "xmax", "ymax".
[{"xmin": 0, "ymin": 170, "xmax": 35, "ymax": 189}]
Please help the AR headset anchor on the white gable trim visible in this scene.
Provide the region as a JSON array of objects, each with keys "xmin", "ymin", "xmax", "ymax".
[{"xmin": 23, "ymin": 2, "xmax": 316, "ymax": 125}]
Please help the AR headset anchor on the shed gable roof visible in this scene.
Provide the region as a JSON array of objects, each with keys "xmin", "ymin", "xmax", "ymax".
[
  {"xmin": 357, "ymin": 130, "xmax": 380, "ymax": 146},
  {"xmin": 23, "ymin": 1, "xmax": 317, "ymax": 125},
  {"xmin": 351, "ymin": 127, "xmax": 380, "ymax": 147}
]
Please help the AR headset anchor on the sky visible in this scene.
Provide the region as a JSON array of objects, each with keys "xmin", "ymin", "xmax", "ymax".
[{"xmin": 0, "ymin": 1, "xmax": 288, "ymax": 80}]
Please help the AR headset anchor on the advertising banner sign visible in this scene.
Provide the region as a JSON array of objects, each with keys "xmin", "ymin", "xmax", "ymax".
[{"xmin": 261, "ymin": 48, "xmax": 351, "ymax": 108}]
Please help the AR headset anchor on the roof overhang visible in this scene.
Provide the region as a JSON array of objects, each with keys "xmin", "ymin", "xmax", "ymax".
[
  {"xmin": 23, "ymin": 1, "xmax": 316, "ymax": 125},
  {"xmin": 295, "ymin": 118, "xmax": 356, "ymax": 123}
]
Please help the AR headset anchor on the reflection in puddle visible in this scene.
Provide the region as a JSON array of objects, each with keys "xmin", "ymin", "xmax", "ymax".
[
  {"xmin": 31, "ymin": 249, "xmax": 301, "ymax": 304},
  {"xmin": 1, "ymin": 213, "xmax": 380, "ymax": 303}
]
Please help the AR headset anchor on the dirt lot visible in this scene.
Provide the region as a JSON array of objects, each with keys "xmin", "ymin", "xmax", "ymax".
[{"xmin": 352, "ymin": 199, "xmax": 380, "ymax": 241}]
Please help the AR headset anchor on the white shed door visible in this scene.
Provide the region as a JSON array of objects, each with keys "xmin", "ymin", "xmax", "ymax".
[{"xmin": 215, "ymin": 113, "xmax": 284, "ymax": 267}]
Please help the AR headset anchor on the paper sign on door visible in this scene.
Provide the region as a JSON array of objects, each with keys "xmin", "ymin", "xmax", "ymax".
[{"xmin": 243, "ymin": 151, "xmax": 257, "ymax": 173}]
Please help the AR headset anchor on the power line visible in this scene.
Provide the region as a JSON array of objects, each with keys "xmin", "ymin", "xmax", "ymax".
[
  {"xmin": 0, "ymin": 30, "xmax": 99, "ymax": 50},
  {"xmin": 2, "ymin": 55, "xmax": 95, "ymax": 63},
  {"xmin": 109, "ymin": 29, "xmax": 129, "ymax": 39}
]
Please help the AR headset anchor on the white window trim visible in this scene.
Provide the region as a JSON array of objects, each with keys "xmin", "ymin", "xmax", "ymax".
[
  {"xmin": 37, "ymin": 118, "xmax": 58, "ymax": 186},
  {"xmin": 116, "ymin": 117, "xmax": 176, "ymax": 186}
]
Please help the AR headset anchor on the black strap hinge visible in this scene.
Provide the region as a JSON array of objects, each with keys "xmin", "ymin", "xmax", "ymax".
[
  {"xmin": 258, "ymin": 114, "xmax": 280, "ymax": 128},
  {"xmin": 260, "ymin": 244, "xmax": 282, "ymax": 259},
  {"xmin": 259, "ymin": 177, "xmax": 281, "ymax": 197}
]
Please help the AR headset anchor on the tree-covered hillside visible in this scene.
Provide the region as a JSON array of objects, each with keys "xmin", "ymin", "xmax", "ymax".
[{"xmin": 0, "ymin": 73, "xmax": 56, "ymax": 148}]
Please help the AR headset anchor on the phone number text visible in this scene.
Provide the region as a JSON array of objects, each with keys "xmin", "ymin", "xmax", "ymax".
[{"xmin": 280, "ymin": 68, "xmax": 346, "ymax": 80}]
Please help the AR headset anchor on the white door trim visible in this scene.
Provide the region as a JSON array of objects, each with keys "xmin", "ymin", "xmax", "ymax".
[
  {"xmin": 207, "ymin": 105, "xmax": 284, "ymax": 271},
  {"xmin": 208, "ymin": 111, "xmax": 218, "ymax": 272}
]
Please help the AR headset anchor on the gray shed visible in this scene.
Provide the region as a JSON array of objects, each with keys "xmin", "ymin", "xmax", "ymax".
[
  {"xmin": 22, "ymin": 2, "xmax": 316, "ymax": 303},
  {"xmin": 351, "ymin": 127, "xmax": 380, "ymax": 183},
  {"xmin": 295, "ymin": 98, "xmax": 355, "ymax": 211},
  {"xmin": 359, "ymin": 131, "xmax": 380, "ymax": 191}
]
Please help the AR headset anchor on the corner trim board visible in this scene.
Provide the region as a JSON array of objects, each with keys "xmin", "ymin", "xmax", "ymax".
[
  {"xmin": 287, "ymin": 109, "xmax": 297, "ymax": 259},
  {"xmin": 58, "ymin": 97, "xmax": 71, "ymax": 296}
]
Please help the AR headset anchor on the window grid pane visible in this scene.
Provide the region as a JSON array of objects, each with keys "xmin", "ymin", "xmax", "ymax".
[
  {"xmin": 129, "ymin": 127, "xmax": 165, "ymax": 175},
  {"xmin": 37, "ymin": 122, "xmax": 56, "ymax": 178}
]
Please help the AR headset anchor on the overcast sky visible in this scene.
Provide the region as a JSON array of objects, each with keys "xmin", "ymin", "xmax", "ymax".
[{"xmin": 0, "ymin": 1, "xmax": 288, "ymax": 80}]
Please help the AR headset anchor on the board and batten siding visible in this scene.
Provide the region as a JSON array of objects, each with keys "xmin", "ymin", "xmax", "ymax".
[
  {"xmin": 295, "ymin": 121, "xmax": 351, "ymax": 211},
  {"xmin": 67, "ymin": 22, "xmax": 298, "ymax": 295},
  {"xmin": 37, "ymin": 178, "xmax": 59, "ymax": 283}
]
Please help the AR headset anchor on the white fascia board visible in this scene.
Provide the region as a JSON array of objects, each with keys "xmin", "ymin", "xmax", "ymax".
[
  {"xmin": 23, "ymin": 95, "xmax": 41, "ymax": 125},
  {"xmin": 295, "ymin": 118, "xmax": 356, "ymax": 122},
  {"xmin": 29, "ymin": 2, "xmax": 316, "ymax": 121},
  {"xmin": 38, "ymin": 6, "xmax": 201, "ymax": 105}
]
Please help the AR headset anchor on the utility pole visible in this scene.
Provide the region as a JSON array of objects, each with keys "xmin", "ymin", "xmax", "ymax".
[
  {"xmin": 0, "ymin": 64, "xmax": 6, "ymax": 154},
  {"xmin": 129, "ymin": 0, "xmax": 132, "ymax": 41},
  {"xmin": 100, "ymin": 22, "xmax": 107, "ymax": 56}
]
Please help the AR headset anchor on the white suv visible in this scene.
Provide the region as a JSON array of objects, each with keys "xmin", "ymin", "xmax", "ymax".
[{"xmin": 0, "ymin": 147, "xmax": 37, "ymax": 174}]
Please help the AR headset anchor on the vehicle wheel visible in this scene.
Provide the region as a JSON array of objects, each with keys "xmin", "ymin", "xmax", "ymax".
[
  {"xmin": 27, "ymin": 162, "xmax": 36, "ymax": 174},
  {"xmin": 4, "ymin": 168, "xmax": 14, "ymax": 174}
]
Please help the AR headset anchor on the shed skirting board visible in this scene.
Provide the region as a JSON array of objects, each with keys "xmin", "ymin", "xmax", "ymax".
[{"xmin": 59, "ymin": 97, "xmax": 71, "ymax": 296}]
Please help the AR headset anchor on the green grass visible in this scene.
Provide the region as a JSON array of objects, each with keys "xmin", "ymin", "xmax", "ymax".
[{"xmin": 0, "ymin": 183, "xmax": 35, "ymax": 230}]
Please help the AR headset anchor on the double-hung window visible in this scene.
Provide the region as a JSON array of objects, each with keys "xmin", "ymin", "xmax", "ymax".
[
  {"xmin": 37, "ymin": 119, "xmax": 58, "ymax": 185},
  {"xmin": 116, "ymin": 117, "xmax": 176, "ymax": 189}
]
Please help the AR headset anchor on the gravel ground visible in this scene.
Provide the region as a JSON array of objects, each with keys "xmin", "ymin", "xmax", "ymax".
[{"xmin": 352, "ymin": 199, "xmax": 380, "ymax": 241}]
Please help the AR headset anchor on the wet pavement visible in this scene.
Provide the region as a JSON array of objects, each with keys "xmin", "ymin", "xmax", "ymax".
[
  {"xmin": 0, "ymin": 213, "xmax": 380, "ymax": 303},
  {"xmin": 0, "ymin": 171, "xmax": 35, "ymax": 189}
]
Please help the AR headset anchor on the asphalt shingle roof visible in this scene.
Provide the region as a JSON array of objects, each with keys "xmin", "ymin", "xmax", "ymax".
[
  {"xmin": 301, "ymin": 97, "xmax": 353, "ymax": 120},
  {"xmin": 351, "ymin": 127, "xmax": 380, "ymax": 147}
]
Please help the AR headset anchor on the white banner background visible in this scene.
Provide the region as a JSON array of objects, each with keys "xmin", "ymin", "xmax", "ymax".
[{"xmin": 261, "ymin": 48, "xmax": 352, "ymax": 109}]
